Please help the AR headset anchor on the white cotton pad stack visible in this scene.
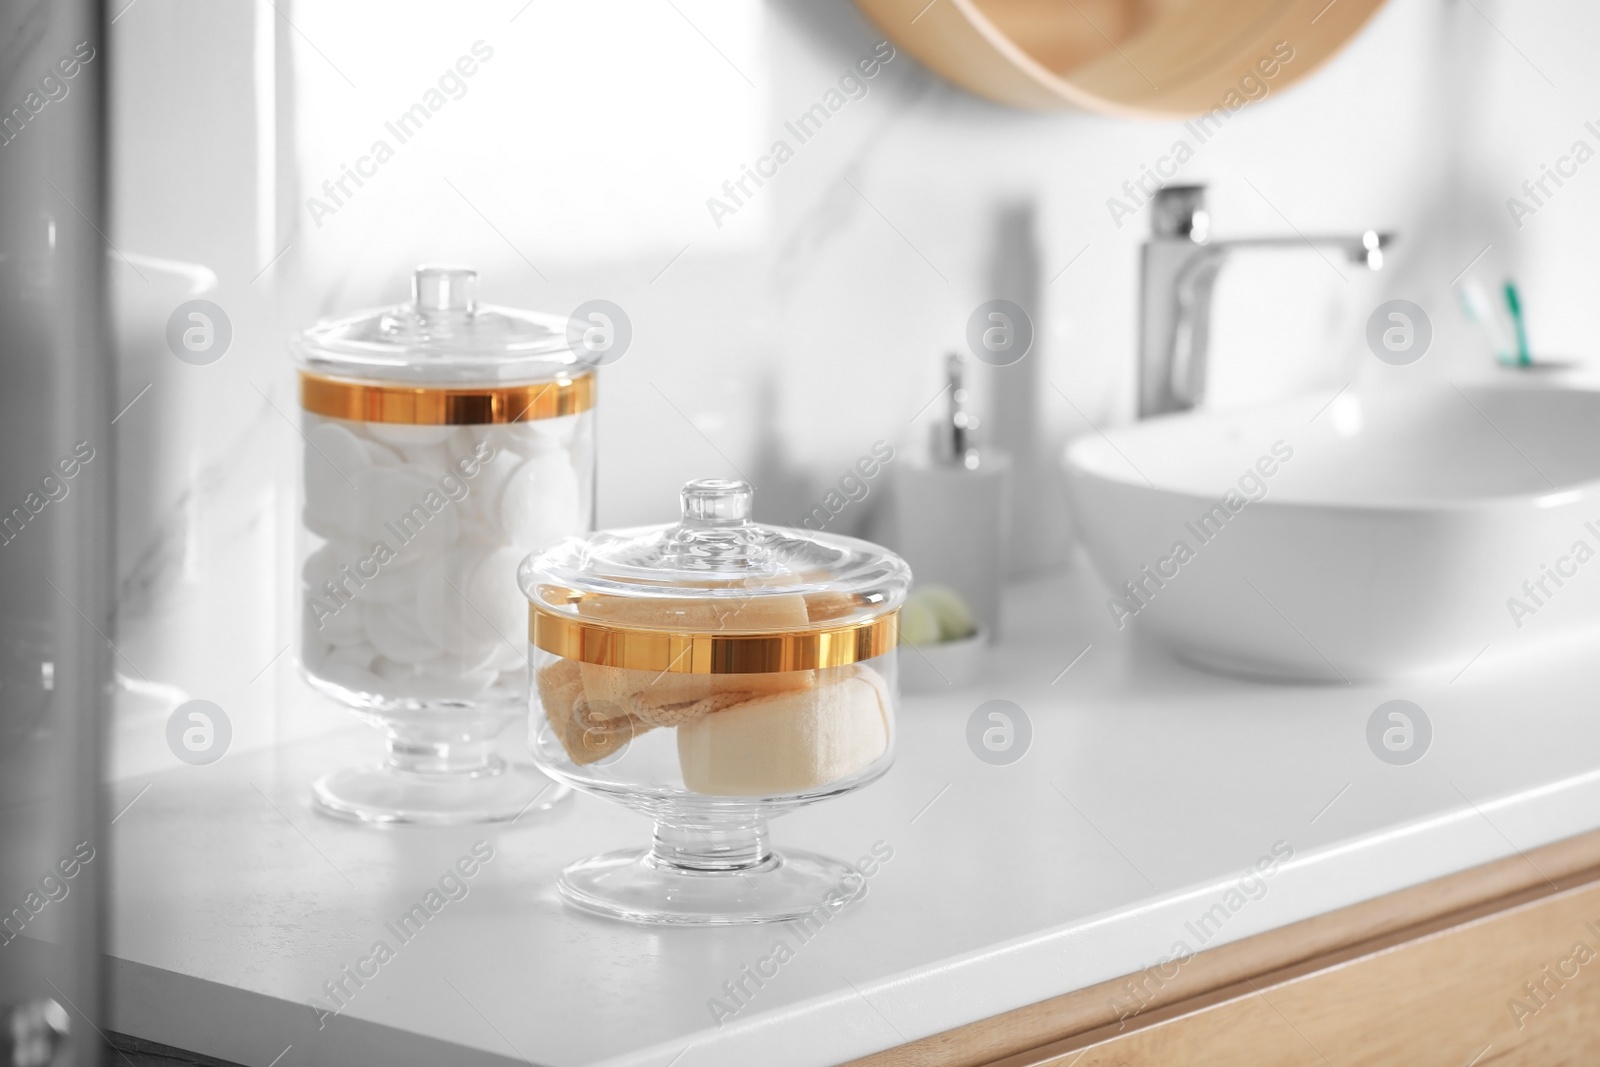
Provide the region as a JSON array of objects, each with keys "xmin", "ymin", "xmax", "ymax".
[{"xmin": 300, "ymin": 413, "xmax": 589, "ymax": 706}]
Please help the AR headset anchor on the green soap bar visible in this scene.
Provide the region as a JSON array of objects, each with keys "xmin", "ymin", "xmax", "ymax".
[
  {"xmin": 917, "ymin": 585, "xmax": 977, "ymax": 641},
  {"xmin": 900, "ymin": 598, "xmax": 942, "ymax": 647}
]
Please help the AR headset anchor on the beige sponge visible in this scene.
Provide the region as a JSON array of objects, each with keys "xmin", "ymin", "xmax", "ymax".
[
  {"xmin": 576, "ymin": 592, "xmax": 810, "ymax": 632},
  {"xmin": 568, "ymin": 591, "xmax": 818, "ymax": 730},
  {"xmin": 579, "ymin": 663, "xmax": 815, "ymax": 728},
  {"xmin": 676, "ymin": 663, "xmax": 892, "ymax": 795},
  {"xmin": 537, "ymin": 658, "xmax": 645, "ymax": 764}
]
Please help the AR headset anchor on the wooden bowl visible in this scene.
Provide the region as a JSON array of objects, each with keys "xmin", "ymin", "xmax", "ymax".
[{"xmin": 854, "ymin": 0, "xmax": 1389, "ymax": 119}]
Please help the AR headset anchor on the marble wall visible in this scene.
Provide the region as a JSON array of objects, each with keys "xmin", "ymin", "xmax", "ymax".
[{"xmin": 106, "ymin": 0, "xmax": 1599, "ymax": 775}]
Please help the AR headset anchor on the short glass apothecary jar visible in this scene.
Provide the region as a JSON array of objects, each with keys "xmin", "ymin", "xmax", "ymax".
[
  {"xmin": 294, "ymin": 265, "xmax": 592, "ymax": 823},
  {"xmin": 521, "ymin": 478, "xmax": 909, "ymax": 924}
]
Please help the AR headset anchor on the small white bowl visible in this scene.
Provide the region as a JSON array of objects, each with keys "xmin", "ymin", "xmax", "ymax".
[{"xmin": 900, "ymin": 628, "xmax": 988, "ymax": 694}]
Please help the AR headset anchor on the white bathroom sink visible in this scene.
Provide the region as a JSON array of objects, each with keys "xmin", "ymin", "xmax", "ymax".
[{"xmin": 1063, "ymin": 382, "xmax": 1600, "ymax": 682}]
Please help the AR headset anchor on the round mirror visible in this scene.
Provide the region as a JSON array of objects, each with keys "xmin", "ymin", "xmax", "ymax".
[{"xmin": 855, "ymin": 0, "xmax": 1388, "ymax": 118}]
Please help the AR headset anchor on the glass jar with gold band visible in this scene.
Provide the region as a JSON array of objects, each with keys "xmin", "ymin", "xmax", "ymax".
[
  {"xmin": 520, "ymin": 477, "xmax": 911, "ymax": 924},
  {"xmin": 292, "ymin": 265, "xmax": 592, "ymax": 825}
]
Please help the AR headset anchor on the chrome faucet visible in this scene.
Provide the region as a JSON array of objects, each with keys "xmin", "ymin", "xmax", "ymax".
[{"xmin": 1137, "ymin": 184, "xmax": 1393, "ymax": 418}]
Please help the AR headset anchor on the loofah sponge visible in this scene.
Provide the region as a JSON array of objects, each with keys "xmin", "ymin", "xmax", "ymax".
[{"xmin": 537, "ymin": 658, "xmax": 645, "ymax": 764}]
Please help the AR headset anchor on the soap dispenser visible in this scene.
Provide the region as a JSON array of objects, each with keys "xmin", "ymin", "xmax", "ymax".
[{"xmin": 892, "ymin": 353, "xmax": 1011, "ymax": 638}]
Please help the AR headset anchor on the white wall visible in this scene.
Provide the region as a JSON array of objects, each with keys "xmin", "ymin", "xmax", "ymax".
[
  {"xmin": 108, "ymin": 0, "xmax": 1597, "ymax": 773},
  {"xmin": 276, "ymin": 0, "xmax": 1475, "ymax": 529},
  {"xmin": 1456, "ymin": 2, "xmax": 1600, "ymax": 362}
]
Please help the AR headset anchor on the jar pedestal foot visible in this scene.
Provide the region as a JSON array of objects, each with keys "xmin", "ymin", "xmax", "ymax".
[
  {"xmin": 556, "ymin": 818, "xmax": 865, "ymax": 925},
  {"xmin": 312, "ymin": 738, "xmax": 569, "ymax": 825}
]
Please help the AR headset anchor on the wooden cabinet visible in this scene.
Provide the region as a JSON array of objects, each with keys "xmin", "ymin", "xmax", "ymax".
[{"xmin": 853, "ymin": 829, "xmax": 1600, "ymax": 1067}]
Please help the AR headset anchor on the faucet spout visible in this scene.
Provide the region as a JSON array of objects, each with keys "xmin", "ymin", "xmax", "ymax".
[{"xmin": 1137, "ymin": 184, "xmax": 1393, "ymax": 419}]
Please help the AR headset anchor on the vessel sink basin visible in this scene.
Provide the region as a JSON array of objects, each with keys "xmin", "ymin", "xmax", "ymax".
[{"xmin": 1063, "ymin": 382, "xmax": 1600, "ymax": 682}]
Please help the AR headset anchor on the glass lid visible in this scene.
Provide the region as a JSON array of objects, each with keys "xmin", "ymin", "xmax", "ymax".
[
  {"xmin": 522, "ymin": 479, "xmax": 911, "ymax": 635},
  {"xmin": 294, "ymin": 265, "xmax": 578, "ymax": 384}
]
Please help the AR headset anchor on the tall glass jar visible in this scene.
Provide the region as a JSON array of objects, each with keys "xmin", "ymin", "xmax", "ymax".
[
  {"xmin": 294, "ymin": 265, "xmax": 590, "ymax": 823},
  {"xmin": 522, "ymin": 478, "xmax": 910, "ymax": 924}
]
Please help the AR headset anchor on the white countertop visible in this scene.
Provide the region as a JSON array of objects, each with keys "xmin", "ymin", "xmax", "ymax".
[{"xmin": 109, "ymin": 563, "xmax": 1600, "ymax": 1067}]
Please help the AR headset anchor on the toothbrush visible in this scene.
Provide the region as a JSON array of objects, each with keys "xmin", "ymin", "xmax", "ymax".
[
  {"xmin": 1504, "ymin": 280, "xmax": 1532, "ymax": 367},
  {"xmin": 1455, "ymin": 278, "xmax": 1514, "ymax": 363}
]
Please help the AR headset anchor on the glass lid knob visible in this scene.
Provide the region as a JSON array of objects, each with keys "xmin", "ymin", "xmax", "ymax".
[
  {"xmin": 680, "ymin": 479, "xmax": 753, "ymax": 528},
  {"xmin": 412, "ymin": 265, "xmax": 477, "ymax": 312}
]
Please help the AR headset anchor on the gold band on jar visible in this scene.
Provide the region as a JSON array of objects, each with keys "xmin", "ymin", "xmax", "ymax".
[
  {"xmin": 299, "ymin": 370, "xmax": 595, "ymax": 425},
  {"xmin": 529, "ymin": 606, "xmax": 899, "ymax": 674}
]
